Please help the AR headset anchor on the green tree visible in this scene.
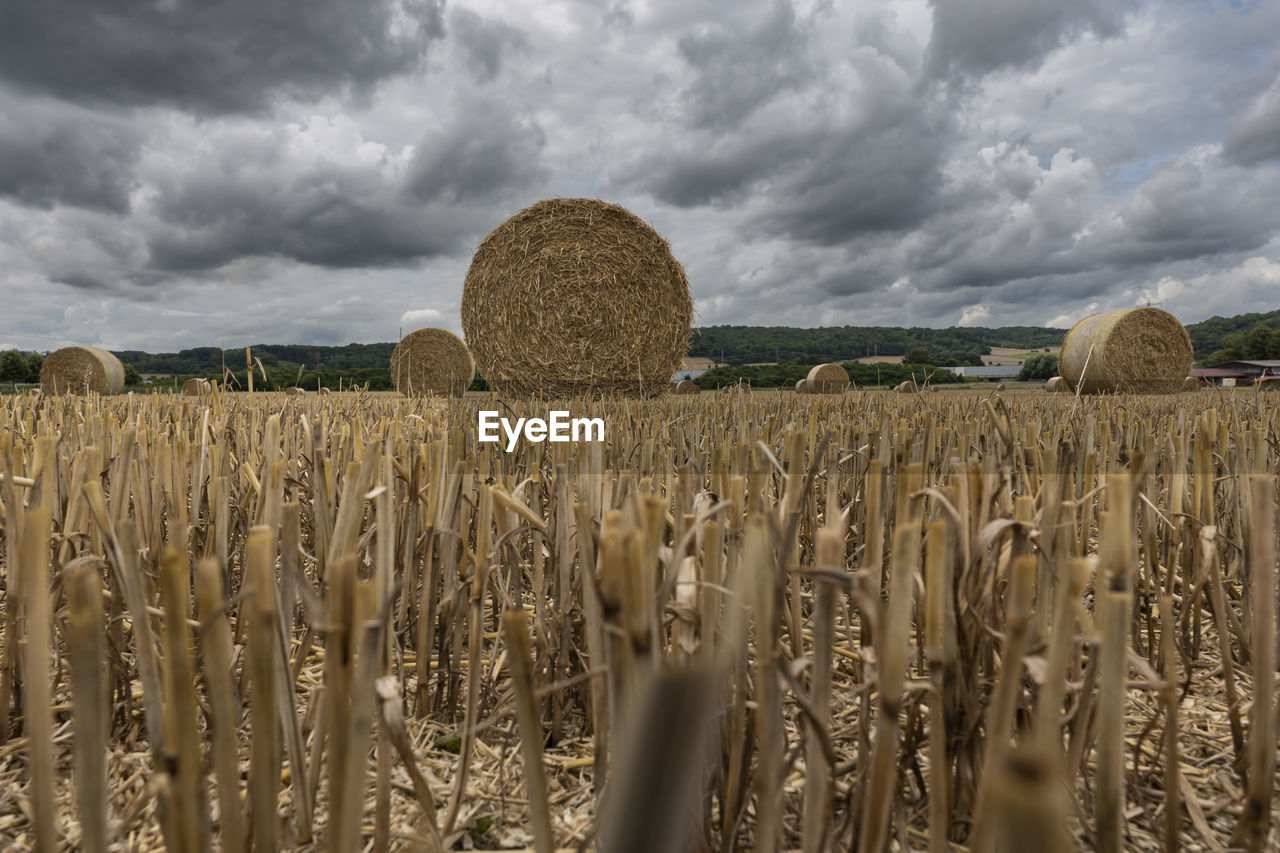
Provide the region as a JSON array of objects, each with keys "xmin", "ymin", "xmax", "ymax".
[
  {"xmin": 1270, "ymin": 328, "xmax": 1280, "ymax": 359},
  {"xmin": 1243, "ymin": 324, "xmax": 1273, "ymax": 359},
  {"xmin": 123, "ymin": 364, "xmax": 141, "ymax": 386},
  {"xmin": 903, "ymin": 346, "xmax": 932, "ymax": 364},
  {"xmin": 1218, "ymin": 332, "xmax": 1246, "ymax": 362},
  {"xmin": 23, "ymin": 353, "xmax": 43, "ymax": 383},
  {"xmin": 1019, "ymin": 353, "xmax": 1059, "ymax": 381},
  {"xmin": 0, "ymin": 350, "xmax": 24, "ymax": 382}
]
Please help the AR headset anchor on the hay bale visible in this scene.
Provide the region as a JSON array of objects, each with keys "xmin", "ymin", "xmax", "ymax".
[
  {"xmin": 675, "ymin": 379, "xmax": 701, "ymax": 395},
  {"xmin": 461, "ymin": 198, "xmax": 693, "ymax": 397},
  {"xmin": 181, "ymin": 378, "xmax": 211, "ymax": 396},
  {"xmin": 1045, "ymin": 376, "xmax": 1067, "ymax": 393},
  {"xmin": 285, "ymin": 387, "xmax": 308, "ymax": 397},
  {"xmin": 40, "ymin": 346, "xmax": 125, "ymax": 395},
  {"xmin": 893, "ymin": 380, "xmax": 918, "ymax": 394},
  {"xmin": 390, "ymin": 328, "xmax": 475, "ymax": 396},
  {"xmin": 996, "ymin": 383, "xmax": 1007, "ymax": 392},
  {"xmin": 1182, "ymin": 376, "xmax": 1200, "ymax": 392},
  {"xmin": 319, "ymin": 387, "xmax": 331, "ymax": 396},
  {"xmin": 1058, "ymin": 307, "xmax": 1192, "ymax": 394},
  {"xmin": 807, "ymin": 363, "xmax": 849, "ymax": 394},
  {"xmin": 794, "ymin": 378, "xmax": 815, "ymax": 394}
]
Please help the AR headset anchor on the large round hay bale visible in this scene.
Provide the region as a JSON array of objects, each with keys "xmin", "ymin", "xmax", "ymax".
[
  {"xmin": 1058, "ymin": 307, "xmax": 1192, "ymax": 394},
  {"xmin": 893, "ymin": 380, "xmax": 918, "ymax": 394},
  {"xmin": 1045, "ymin": 376, "xmax": 1067, "ymax": 393},
  {"xmin": 461, "ymin": 198, "xmax": 693, "ymax": 397},
  {"xmin": 181, "ymin": 378, "xmax": 211, "ymax": 396},
  {"xmin": 795, "ymin": 378, "xmax": 814, "ymax": 394},
  {"xmin": 807, "ymin": 363, "xmax": 849, "ymax": 394},
  {"xmin": 996, "ymin": 383, "xmax": 1007, "ymax": 392},
  {"xmin": 675, "ymin": 379, "xmax": 701, "ymax": 395},
  {"xmin": 390, "ymin": 328, "xmax": 475, "ymax": 396},
  {"xmin": 40, "ymin": 346, "xmax": 125, "ymax": 395}
]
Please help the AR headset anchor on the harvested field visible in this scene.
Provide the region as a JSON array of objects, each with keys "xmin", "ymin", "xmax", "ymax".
[{"xmin": 0, "ymin": 388, "xmax": 1277, "ymax": 851}]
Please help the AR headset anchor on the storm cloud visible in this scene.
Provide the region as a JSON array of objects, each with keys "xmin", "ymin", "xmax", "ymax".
[
  {"xmin": 0, "ymin": 0, "xmax": 1278, "ymax": 352},
  {"xmin": 0, "ymin": 0, "xmax": 445, "ymax": 114}
]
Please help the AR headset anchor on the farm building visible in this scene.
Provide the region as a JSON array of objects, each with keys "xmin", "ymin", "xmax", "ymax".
[
  {"xmin": 1189, "ymin": 367, "xmax": 1248, "ymax": 386},
  {"xmin": 939, "ymin": 365, "xmax": 1022, "ymax": 382},
  {"xmin": 1205, "ymin": 360, "xmax": 1280, "ymax": 385}
]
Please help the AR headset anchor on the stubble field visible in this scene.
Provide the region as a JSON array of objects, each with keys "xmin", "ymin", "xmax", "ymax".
[{"xmin": 0, "ymin": 386, "xmax": 1276, "ymax": 852}]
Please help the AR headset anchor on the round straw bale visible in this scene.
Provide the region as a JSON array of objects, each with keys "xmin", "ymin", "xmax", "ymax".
[
  {"xmin": 40, "ymin": 346, "xmax": 125, "ymax": 395},
  {"xmin": 996, "ymin": 383, "xmax": 1007, "ymax": 392},
  {"xmin": 1058, "ymin": 307, "xmax": 1192, "ymax": 394},
  {"xmin": 390, "ymin": 328, "xmax": 475, "ymax": 396},
  {"xmin": 1045, "ymin": 376, "xmax": 1067, "ymax": 393},
  {"xmin": 1182, "ymin": 376, "xmax": 1200, "ymax": 392},
  {"xmin": 675, "ymin": 379, "xmax": 701, "ymax": 395},
  {"xmin": 806, "ymin": 363, "xmax": 849, "ymax": 394},
  {"xmin": 319, "ymin": 387, "xmax": 331, "ymax": 396},
  {"xmin": 893, "ymin": 380, "xmax": 918, "ymax": 394},
  {"xmin": 795, "ymin": 378, "xmax": 814, "ymax": 394},
  {"xmin": 182, "ymin": 378, "xmax": 211, "ymax": 396},
  {"xmin": 285, "ymin": 387, "xmax": 308, "ymax": 397},
  {"xmin": 461, "ymin": 198, "xmax": 693, "ymax": 397}
]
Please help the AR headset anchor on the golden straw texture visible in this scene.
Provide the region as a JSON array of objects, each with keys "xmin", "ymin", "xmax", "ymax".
[
  {"xmin": 390, "ymin": 328, "xmax": 475, "ymax": 397},
  {"xmin": 1059, "ymin": 307, "xmax": 1192, "ymax": 394},
  {"xmin": 40, "ymin": 346, "xmax": 125, "ymax": 395},
  {"xmin": 461, "ymin": 198, "xmax": 692, "ymax": 397},
  {"xmin": 894, "ymin": 380, "xmax": 918, "ymax": 394},
  {"xmin": 1045, "ymin": 376, "xmax": 1067, "ymax": 393},
  {"xmin": 675, "ymin": 379, "xmax": 701, "ymax": 395},
  {"xmin": 806, "ymin": 363, "xmax": 849, "ymax": 394},
  {"xmin": 182, "ymin": 378, "xmax": 211, "ymax": 396},
  {"xmin": 795, "ymin": 378, "xmax": 813, "ymax": 394}
]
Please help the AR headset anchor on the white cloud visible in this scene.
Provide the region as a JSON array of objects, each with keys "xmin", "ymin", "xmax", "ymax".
[
  {"xmin": 957, "ymin": 304, "xmax": 991, "ymax": 327},
  {"xmin": 399, "ymin": 307, "xmax": 445, "ymax": 331}
]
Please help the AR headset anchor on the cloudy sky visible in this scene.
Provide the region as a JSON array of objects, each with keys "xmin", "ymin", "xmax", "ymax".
[{"xmin": 2, "ymin": 0, "xmax": 1279, "ymax": 352}]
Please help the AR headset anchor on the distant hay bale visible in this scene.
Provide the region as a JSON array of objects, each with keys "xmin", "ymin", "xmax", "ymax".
[
  {"xmin": 1059, "ymin": 307, "xmax": 1192, "ymax": 394},
  {"xmin": 1183, "ymin": 376, "xmax": 1200, "ymax": 392},
  {"xmin": 675, "ymin": 379, "xmax": 701, "ymax": 395},
  {"xmin": 795, "ymin": 378, "xmax": 814, "ymax": 394},
  {"xmin": 893, "ymin": 380, "xmax": 918, "ymax": 394},
  {"xmin": 461, "ymin": 198, "xmax": 692, "ymax": 397},
  {"xmin": 319, "ymin": 387, "xmax": 331, "ymax": 396},
  {"xmin": 996, "ymin": 383, "xmax": 1007, "ymax": 392},
  {"xmin": 806, "ymin": 363, "xmax": 849, "ymax": 394},
  {"xmin": 1045, "ymin": 376, "xmax": 1068, "ymax": 393},
  {"xmin": 390, "ymin": 328, "xmax": 475, "ymax": 397},
  {"xmin": 40, "ymin": 346, "xmax": 125, "ymax": 395},
  {"xmin": 181, "ymin": 378, "xmax": 211, "ymax": 396},
  {"xmin": 285, "ymin": 387, "xmax": 308, "ymax": 397}
]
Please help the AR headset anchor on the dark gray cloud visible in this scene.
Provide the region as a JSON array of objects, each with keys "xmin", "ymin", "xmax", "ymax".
[
  {"xmin": 747, "ymin": 108, "xmax": 948, "ymax": 244},
  {"xmin": 405, "ymin": 103, "xmax": 547, "ymax": 203},
  {"xmin": 926, "ymin": 0, "xmax": 1130, "ymax": 81},
  {"xmin": 449, "ymin": 8, "xmax": 530, "ymax": 83},
  {"xmin": 675, "ymin": 0, "xmax": 812, "ymax": 130},
  {"xmin": 1100, "ymin": 150, "xmax": 1280, "ymax": 264},
  {"xmin": 0, "ymin": 0, "xmax": 444, "ymax": 114},
  {"xmin": 1223, "ymin": 75, "xmax": 1280, "ymax": 164},
  {"xmin": 147, "ymin": 161, "xmax": 474, "ymax": 272},
  {"xmin": 0, "ymin": 100, "xmax": 142, "ymax": 212},
  {"xmin": 623, "ymin": 16, "xmax": 946, "ymax": 244}
]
